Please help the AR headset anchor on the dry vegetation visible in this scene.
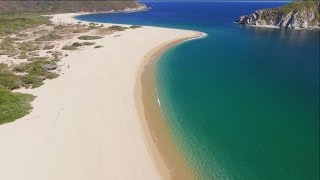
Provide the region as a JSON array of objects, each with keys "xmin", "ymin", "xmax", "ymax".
[{"xmin": 0, "ymin": 12, "xmax": 141, "ymax": 124}]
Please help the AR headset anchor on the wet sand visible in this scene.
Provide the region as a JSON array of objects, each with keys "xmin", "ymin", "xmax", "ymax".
[{"xmin": 135, "ymin": 34, "xmax": 203, "ymax": 179}]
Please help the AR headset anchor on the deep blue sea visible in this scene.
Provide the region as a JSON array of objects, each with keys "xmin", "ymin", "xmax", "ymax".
[{"xmin": 77, "ymin": 2, "xmax": 319, "ymax": 179}]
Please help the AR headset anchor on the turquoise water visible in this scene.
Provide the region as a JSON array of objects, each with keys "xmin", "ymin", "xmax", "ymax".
[{"xmin": 77, "ymin": 2, "xmax": 319, "ymax": 179}]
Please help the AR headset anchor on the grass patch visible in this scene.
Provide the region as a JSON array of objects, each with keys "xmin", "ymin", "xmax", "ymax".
[
  {"xmin": 0, "ymin": 86, "xmax": 35, "ymax": 125},
  {"xmin": 77, "ymin": 35, "xmax": 103, "ymax": 40},
  {"xmin": 18, "ymin": 51, "xmax": 29, "ymax": 59},
  {"xmin": 62, "ymin": 41, "xmax": 95, "ymax": 50},
  {"xmin": 27, "ymin": 57, "xmax": 47, "ymax": 62},
  {"xmin": 108, "ymin": 25, "xmax": 128, "ymax": 31},
  {"xmin": 0, "ymin": 63, "xmax": 21, "ymax": 90},
  {"xmin": 87, "ymin": 23, "xmax": 100, "ymax": 30},
  {"xmin": 82, "ymin": 42, "xmax": 95, "ymax": 46},
  {"xmin": 20, "ymin": 75, "xmax": 44, "ymax": 88},
  {"xmin": 17, "ymin": 41, "xmax": 40, "ymax": 52},
  {"xmin": 0, "ymin": 36, "xmax": 18, "ymax": 56},
  {"xmin": 62, "ymin": 45, "xmax": 77, "ymax": 50},
  {"xmin": 129, "ymin": 25, "xmax": 142, "ymax": 29},
  {"xmin": 94, "ymin": 45, "xmax": 103, "ymax": 48},
  {"xmin": 13, "ymin": 59, "xmax": 59, "ymax": 88},
  {"xmin": 33, "ymin": 29, "xmax": 48, "ymax": 35},
  {"xmin": 35, "ymin": 32, "xmax": 62, "ymax": 41},
  {"xmin": 0, "ymin": 13, "xmax": 50, "ymax": 36}
]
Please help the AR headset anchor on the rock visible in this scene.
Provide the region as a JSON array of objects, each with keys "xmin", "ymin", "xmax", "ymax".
[{"xmin": 42, "ymin": 64, "xmax": 57, "ymax": 71}]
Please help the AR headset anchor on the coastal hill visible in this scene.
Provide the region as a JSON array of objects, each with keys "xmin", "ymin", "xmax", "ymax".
[
  {"xmin": 0, "ymin": 0, "xmax": 146, "ymax": 13},
  {"xmin": 236, "ymin": 0, "xmax": 320, "ymax": 29}
]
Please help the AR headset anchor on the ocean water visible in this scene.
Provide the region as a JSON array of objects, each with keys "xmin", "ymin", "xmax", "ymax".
[{"xmin": 77, "ymin": 2, "xmax": 319, "ymax": 179}]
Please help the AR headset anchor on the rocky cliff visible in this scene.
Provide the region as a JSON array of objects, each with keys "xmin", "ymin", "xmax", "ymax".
[
  {"xmin": 0, "ymin": 0, "xmax": 147, "ymax": 13},
  {"xmin": 236, "ymin": 1, "xmax": 320, "ymax": 29}
]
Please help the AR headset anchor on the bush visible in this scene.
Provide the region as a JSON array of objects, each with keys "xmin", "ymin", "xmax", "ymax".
[
  {"xmin": 94, "ymin": 45, "xmax": 103, "ymax": 48},
  {"xmin": 129, "ymin": 25, "xmax": 142, "ymax": 29},
  {"xmin": 77, "ymin": 35, "xmax": 103, "ymax": 40},
  {"xmin": 62, "ymin": 45, "xmax": 77, "ymax": 50},
  {"xmin": 63, "ymin": 42, "xmax": 95, "ymax": 50},
  {"xmin": 108, "ymin": 25, "xmax": 128, "ymax": 31},
  {"xmin": 82, "ymin": 42, "xmax": 95, "ymax": 46}
]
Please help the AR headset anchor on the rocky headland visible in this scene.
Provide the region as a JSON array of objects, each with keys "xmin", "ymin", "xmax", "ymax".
[{"xmin": 236, "ymin": 0, "xmax": 320, "ymax": 30}]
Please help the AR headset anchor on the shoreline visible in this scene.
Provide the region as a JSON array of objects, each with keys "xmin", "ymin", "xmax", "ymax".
[
  {"xmin": 135, "ymin": 32, "xmax": 204, "ymax": 179},
  {"xmin": 0, "ymin": 12, "xmax": 204, "ymax": 179}
]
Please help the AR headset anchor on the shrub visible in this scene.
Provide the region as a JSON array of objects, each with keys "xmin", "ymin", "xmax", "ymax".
[
  {"xmin": 78, "ymin": 35, "xmax": 103, "ymax": 40},
  {"xmin": 129, "ymin": 25, "xmax": 142, "ymax": 29},
  {"xmin": 82, "ymin": 42, "xmax": 95, "ymax": 46},
  {"xmin": 46, "ymin": 72, "xmax": 59, "ymax": 79},
  {"xmin": 62, "ymin": 45, "xmax": 77, "ymax": 50},
  {"xmin": 94, "ymin": 45, "xmax": 103, "ymax": 48},
  {"xmin": 108, "ymin": 25, "xmax": 128, "ymax": 31},
  {"xmin": 63, "ymin": 42, "xmax": 95, "ymax": 50}
]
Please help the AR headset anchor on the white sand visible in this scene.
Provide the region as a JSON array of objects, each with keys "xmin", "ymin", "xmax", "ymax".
[{"xmin": 0, "ymin": 13, "xmax": 201, "ymax": 180}]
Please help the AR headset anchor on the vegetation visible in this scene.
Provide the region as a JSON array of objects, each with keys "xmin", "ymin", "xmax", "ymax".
[
  {"xmin": 94, "ymin": 45, "xmax": 103, "ymax": 48},
  {"xmin": 35, "ymin": 32, "xmax": 62, "ymax": 41},
  {"xmin": 0, "ymin": 1, "xmax": 145, "ymax": 124},
  {"xmin": 18, "ymin": 51, "xmax": 28, "ymax": 59},
  {"xmin": 129, "ymin": 25, "xmax": 142, "ymax": 29},
  {"xmin": 62, "ymin": 41, "xmax": 96, "ymax": 50},
  {"xmin": 87, "ymin": 23, "xmax": 99, "ymax": 30},
  {"xmin": 0, "ymin": 36, "xmax": 18, "ymax": 56},
  {"xmin": 267, "ymin": 0, "xmax": 320, "ymax": 21},
  {"xmin": 0, "ymin": 86, "xmax": 35, "ymax": 125},
  {"xmin": 0, "ymin": 13, "xmax": 50, "ymax": 36},
  {"xmin": 17, "ymin": 41, "xmax": 40, "ymax": 52},
  {"xmin": 43, "ymin": 43, "xmax": 55, "ymax": 50},
  {"xmin": 108, "ymin": 25, "xmax": 128, "ymax": 31},
  {"xmin": 0, "ymin": 64, "xmax": 21, "ymax": 90},
  {"xmin": 0, "ymin": 1, "xmax": 142, "ymax": 13},
  {"xmin": 78, "ymin": 35, "xmax": 103, "ymax": 40}
]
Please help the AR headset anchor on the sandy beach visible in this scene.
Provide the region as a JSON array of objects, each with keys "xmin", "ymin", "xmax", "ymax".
[{"xmin": 0, "ymin": 13, "xmax": 202, "ymax": 180}]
